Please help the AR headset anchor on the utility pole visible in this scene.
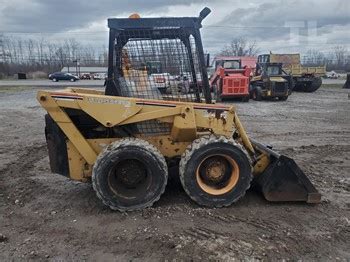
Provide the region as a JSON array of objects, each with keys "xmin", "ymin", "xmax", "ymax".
[{"xmin": 73, "ymin": 59, "xmax": 80, "ymax": 77}]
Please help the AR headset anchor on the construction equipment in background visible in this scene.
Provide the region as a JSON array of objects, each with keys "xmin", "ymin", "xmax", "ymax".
[
  {"xmin": 210, "ymin": 56, "xmax": 256, "ymax": 102},
  {"xmin": 259, "ymin": 53, "xmax": 326, "ymax": 92},
  {"xmin": 250, "ymin": 60, "xmax": 293, "ymax": 101},
  {"xmin": 37, "ymin": 8, "xmax": 321, "ymax": 211}
]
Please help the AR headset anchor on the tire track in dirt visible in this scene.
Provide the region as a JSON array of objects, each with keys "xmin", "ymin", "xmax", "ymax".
[
  {"xmin": 253, "ymin": 131, "xmax": 350, "ymax": 140},
  {"xmin": 0, "ymin": 144, "xmax": 48, "ymax": 204}
]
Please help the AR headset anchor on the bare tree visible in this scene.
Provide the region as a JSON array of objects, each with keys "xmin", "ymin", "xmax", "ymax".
[
  {"xmin": 55, "ymin": 46, "xmax": 68, "ymax": 68},
  {"xmin": 36, "ymin": 37, "xmax": 45, "ymax": 65},
  {"xmin": 27, "ymin": 39, "xmax": 35, "ymax": 64},
  {"xmin": 304, "ymin": 49, "xmax": 326, "ymax": 66},
  {"xmin": 333, "ymin": 45, "xmax": 348, "ymax": 67},
  {"xmin": 68, "ymin": 38, "xmax": 80, "ymax": 59},
  {"xmin": 218, "ymin": 37, "xmax": 259, "ymax": 57}
]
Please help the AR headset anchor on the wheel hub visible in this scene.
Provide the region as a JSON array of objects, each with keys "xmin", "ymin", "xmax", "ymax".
[
  {"xmin": 196, "ymin": 155, "xmax": 240, "ymax": 195},
  {"xmin": 113, "ymin": 160, "xmax": 147, "ymax": 188},
  {"xmin": 205, "ymin": 159, "xmax": 226, "ymax": 182}
]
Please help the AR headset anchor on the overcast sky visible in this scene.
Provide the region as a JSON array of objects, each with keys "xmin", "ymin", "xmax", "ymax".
[{"xmin": 1, "ymin": 0, "xmax": 349, "ymax": 55}]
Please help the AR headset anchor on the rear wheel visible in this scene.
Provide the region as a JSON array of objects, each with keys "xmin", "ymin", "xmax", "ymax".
[
  {"xmin": 308, "ymin": 77, "xmax": 322, "ymax": 92},
  {"xmin": 242, "ymin": 95, "xmax": 250, "ymax": 102},
  {"xmin": 179, "ymin": 135, "xmax": 252, "ymax": 207},
  {"xmin": 70, "ymin": 78, "xmax": 75, "ymax": 82},
  {"xmin": 92, "ymin": 138, "xmax": 168, "ymax": 211},
  {"xmin": 294, "ymin": 77, "xmax": 322, "ymax": 92},
  {"xmin": 252, "ymin": 86, "xmax": 262, "ymax": 101}
]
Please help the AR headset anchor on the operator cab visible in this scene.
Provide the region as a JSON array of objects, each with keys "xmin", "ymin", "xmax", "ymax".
[
  {"xmin": 215, "ymin": 59, "xmax": 242, "ymax": 70},
  {"xmin": 256, "ymin": 62, "xmax": 283, "ymax": 77},
  {"xmin": 257, "ymin": 54, "xmax": 270, "ymax": 63}
]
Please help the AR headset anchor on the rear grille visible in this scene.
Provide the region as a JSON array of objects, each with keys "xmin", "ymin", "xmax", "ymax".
[
  {"xmin": 275, "ymin": 82, "xmax": 287, "ymax": 93},
  {"xmin": 222, "ymin": 77, "xmax": 248, "ymax": 95},
  {"xmin": 225, "ymin": 78, "xmax": 246, "ymax": 88}
]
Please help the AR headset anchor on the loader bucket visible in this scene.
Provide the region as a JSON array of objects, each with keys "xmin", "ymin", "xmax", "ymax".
[{"xmin": 251, "ymin": 140, "xmax": 321, "ymax": 203}]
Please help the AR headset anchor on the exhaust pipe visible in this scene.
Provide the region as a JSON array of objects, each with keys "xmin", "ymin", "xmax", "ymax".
[{"xmin": 199, "ymin": 7, "xmax": 211, "ymax": 22}]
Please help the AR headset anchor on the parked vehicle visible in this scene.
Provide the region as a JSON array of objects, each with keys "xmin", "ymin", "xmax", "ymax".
[
  {"xmin": 93, "ymin": 73, "xmax": 107, "ymax": 80},
  {"xmin": 259, "ymin": 54, "xmax": 326, "ymax": 92},
  {"xmin": 80, "ymin": 73, "xmax": 91, "ymax": 80},
  {"xmin": 49, "ymin": 72, "xmax": 79, "ymax": 82},
  {"xmin": 250, "ymin": 62, "xmax": 293, "ymax": 101},
  {"xmin": 210, "ymin": 56, "xmax": 256, "ymax": 102},
  {"xmin": 150, "ymin": 73, "xmax": 173, "ymax": 93},
  {"xmin": 325, "ymin": 71, "xmax": 340, "ymax": 79}
]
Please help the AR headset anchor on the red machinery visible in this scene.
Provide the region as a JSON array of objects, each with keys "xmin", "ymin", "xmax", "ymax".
[{"xmin": 210, "ymin": 56, "xmax": 257, "ymax": 102}]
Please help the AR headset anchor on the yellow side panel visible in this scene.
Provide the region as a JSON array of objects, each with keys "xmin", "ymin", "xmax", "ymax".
[
  {"xmin": 78, "ymin": 97, "xmax": 142, "ymax": 127},
  {"xmin": 170, "ymin": 107, "xmax": 197, "ymax": 141},
  {"xmin": 143, "ymin": 136, "xmax": 191, "ymax": 157},
  {"xmin": 67, "ymin": 141, "xmax": 91, "ymax": 181}
]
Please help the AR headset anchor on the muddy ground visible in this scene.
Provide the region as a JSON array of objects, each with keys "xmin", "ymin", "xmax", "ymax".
[{"xmin": 0, "ymin": 85, "xmax": 349, "ymax": 261}]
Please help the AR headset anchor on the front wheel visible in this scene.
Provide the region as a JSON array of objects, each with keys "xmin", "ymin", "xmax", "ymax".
[
  {"xmin": 179, "ymin": 135, "xmax": 252, "ymax": 207},
  {"xmin": 92, "ymin": 138, "xmax": 168, "ymax": 211},
  {"xmin": 278, "ymin": 96, "xmax": 288, "ymax": 101},
  {"xmin": 252, "ymin": 86, "xmax": 262, "ymax": 101},
  {"xmin": 52, "ymin": 78, "xmax": 58, "ymax": 82},
  {"xmin": 70, "ymin": 78, "xmax": 76, "ymax": 82}
]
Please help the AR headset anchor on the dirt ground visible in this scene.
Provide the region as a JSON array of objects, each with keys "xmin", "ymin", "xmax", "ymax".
[{"xmin": 0, "ymin": 85, "xmax": 349, "ymax": 261}]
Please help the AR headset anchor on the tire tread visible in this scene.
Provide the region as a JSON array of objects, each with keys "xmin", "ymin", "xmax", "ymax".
[
  {"xmin": 92, "ymin": 138, "xmax": 168, "ymax": 211},
  {"xmin": 179, "ymin": 135, "xmax": 253, "ymax": 207}
]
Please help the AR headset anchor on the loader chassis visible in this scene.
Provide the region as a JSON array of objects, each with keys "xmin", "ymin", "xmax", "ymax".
[
  {"xmin": 210, "ymin": 57, "xmax": 252, "ymax": 102},
  {"xmin": 37, "ymin": 8, "xmax": 321, "ymax": 211},
  {"xmin": 40, "ymin": 90, "xmax": 246, "ymax": 178},
  {"xmin": 250, "ymin": 62, "xmax": 292, "ymax": 101},
  {"xmin": 258, "ymin": 54, "xmax": 325, "ymax": 92}
]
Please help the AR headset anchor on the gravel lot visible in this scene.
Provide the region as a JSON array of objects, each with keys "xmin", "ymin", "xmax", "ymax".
[{"xmin": 0, "ymin": 84, "xmax": 349, "ymax": 260}]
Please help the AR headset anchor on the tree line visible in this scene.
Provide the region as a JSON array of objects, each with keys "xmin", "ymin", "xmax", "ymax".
[
  {"xmin": 0, "ymin": 35, "xmax": 349, "ymax": 79},
  {"xmin": 0, "ymin": 35, "xmax": 108, "ymax": 78},
  {"xmin": 218, "ymin": 38, "xmax": 350, "ymax": 72}
]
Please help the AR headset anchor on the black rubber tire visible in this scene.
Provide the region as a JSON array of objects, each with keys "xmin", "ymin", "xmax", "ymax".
[
  {"xmin": 278, "ymin": 96, "xmax": 288, "ymax": 101},
  {"xmin": 252, "ymin": 86, "xmax": 263, "ymax": 101},
  {"xmin": 307, "ymin": 77, "xmax": 322, "ymax": 92},
  {"xmin": 92, "ymin": 138, "xmax": 168, "ymax": 211},
  {"xmin": 249, "ymin": 84, "xmax": 254, "ymax": 99},
  {"xmin": 288, "ymin": 78, "xmax": 295, "ymax": 95},
  {"xmin": 179, "ymin": 135, "xmax": 253, "ymax": 207},
  {"xmin": 242, "ymin": 95, "xmax": 250, "ymax": 102},
  {"xmin": 294, "ymin": 77, "xmax": 322, "ymax": 92}
]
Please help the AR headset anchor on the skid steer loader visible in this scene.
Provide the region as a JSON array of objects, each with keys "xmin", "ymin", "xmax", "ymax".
[{"xmin": 37, "ymin": 8, "xmax": 321, "ymax": 211}]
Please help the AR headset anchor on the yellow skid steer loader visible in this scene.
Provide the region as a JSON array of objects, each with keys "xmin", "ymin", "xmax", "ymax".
[{"xmin": 37, "ymin": 8, "xmax": 321, "ymax": 211}]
